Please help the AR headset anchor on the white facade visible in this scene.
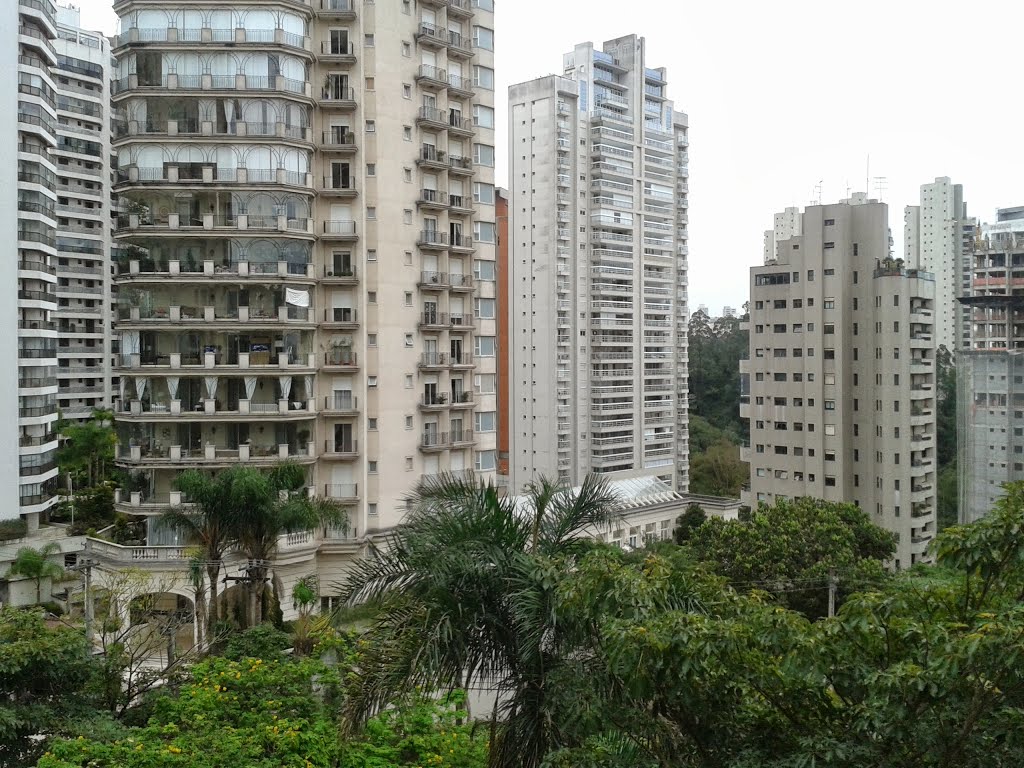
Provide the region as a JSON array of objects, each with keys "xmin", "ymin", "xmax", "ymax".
[
  {"xmin": 903, "ymin": 177, "xmax": 969, "ymax": 351},
  {"xmin": 508, "ymin": 35, "xmax": 689, "ymax": 493},
  {"xmin": 742, "ymin": 198, "xmax": 939, "ymax": 568},
  {"xmin": 763, "ymin": 206, "xmax": 802, "ymax": 264},
  {"xmin": 54, "ymin": 6, "xmax": 114, "ymax": 421},
  {"xmin": 8, "ymin": 0, "xmax": 63, "ymax": 524},
  {"xmin": 110, "ymin": 0, "xmax": 498, "ymax": 538}
]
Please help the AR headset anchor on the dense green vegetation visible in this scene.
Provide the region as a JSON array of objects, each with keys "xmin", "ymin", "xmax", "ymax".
[
  {"xmin": 687, "ymin": 308, "xmax": 749, "ymax": 496},
  {"xmin": 8, "ymin": 475, "xmax": 1024, "ymax": 767},
  {"xmin": 936, "ymin": 345, "xmax": 958, "ymax": 529}
]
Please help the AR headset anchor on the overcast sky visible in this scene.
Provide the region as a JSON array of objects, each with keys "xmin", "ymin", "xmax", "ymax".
[{"xmin": 76, "ymin": 0, "xmax": 1024, "ymax": 314}]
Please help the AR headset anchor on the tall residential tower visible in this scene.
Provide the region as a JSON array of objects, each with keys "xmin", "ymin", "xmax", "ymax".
[
  {"xmin": 508, "ymin": 35, "xmax": 689, "ymax": 493},
  {"xmin": 110, "ymin": 0, "xmax": 498, "ymax": 540},
  {"xmin": 741, "ymin": 196, "xmax": 938, "ymax": 567},
  {"xmin": 904, "ymin": 177, "xmax": 971, "ymax": 351}
]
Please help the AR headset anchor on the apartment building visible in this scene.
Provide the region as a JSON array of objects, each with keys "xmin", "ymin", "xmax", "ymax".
[
  {"xmin": 904, "ymin": 177, "xmax": 972, "ymax": 351},
  {"xmin": 110, "ymin": 0, "xmax": 498, "ymax": 540},
  {"xmin": 762, "ymin": 206, "xmax": 802, "ymax": 265},
  {"xmin": 54, "ymin": 6, "xmax": 114, "ymax": 421},
  {"xmin": 508, "ymin": 35, "xmax": 689, "ymax": 493},
  {"xmin": 958, "ymin": 206, "xmax": 1024, "ymax": 523},
  {"xmin": 741, "ymin": 196, "xmax": 938, "ymax": 567},
  {"xmin": 5, "ymin": 0, "xmax": 62, "ymax": 528}
]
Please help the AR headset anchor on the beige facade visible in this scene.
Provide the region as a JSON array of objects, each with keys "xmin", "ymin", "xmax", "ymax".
[
  {"xmin": 508, "ymin": 35, "xmax": 690, "ymax": 494},
  {"xmin": 54, "ymin": 7, "xmax": 115, "ymax": 422},
  {"xmin": 741, "ymin": 197, "xmax": 938, "ymax": 568},
  {"xmin": 110, "ymin": 0, "xmax": 497, "ymax": 541}
]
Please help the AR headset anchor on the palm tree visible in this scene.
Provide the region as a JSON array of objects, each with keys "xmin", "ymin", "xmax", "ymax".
[
  {"xmin": 233, "ymin": 463, "xmax": 347, "ymax": 626},
  {"xmin": 6, "ymin": 543, "xmax": 66, "ymax": 605},
  {"xmin": 339, "ymin": 472, "xmax": 620, "ymax": 768},
  {"xmin": 159, "ymin": 469, "xmax": 243, "ymax": 634}
]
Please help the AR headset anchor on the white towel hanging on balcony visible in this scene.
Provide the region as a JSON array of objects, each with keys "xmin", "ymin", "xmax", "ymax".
[
  {"xmin": 285, "ymin": 287, "xmax": 309, "ymax": 307},
  {"xmin": 166, "ymin": 376, "xmax": 179, "ymax": 401},
  {"xmin": 244, "ymin": 376, "xmax": 257, "ymax": 401},
  {"xmin": 279, "ymin": 375, "xmax": 292, "ymax": 400}
]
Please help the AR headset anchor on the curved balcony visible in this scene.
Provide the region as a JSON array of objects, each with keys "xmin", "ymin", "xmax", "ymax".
[
  {"xmin": 117, "ymin": 397, "xmax": 315, "ymax": 422},
  {"xmin": 112, "ymin": 73, "xmax": 312, "ymax": 101},
  {"xmin": 449, "ymin": 273, "xmax": 475, "ymax": 292},
  {"xmin": 116, "ymin": 441, "xmax": 316, "ymax": 468},
  {"xmin": 114, "ymin": 165, "xmax": 314, "ymax": 191},
  {"xmin": 115, "ymin": 212, "xmax": 315, "ymax": 239},
  {"xmin": 118, "ymin": 350, "xmax": 318, "ymax": 373},
  {"xmin": 114, "ymin": 27, "xmax": 312, "ymax": 58},
  {"xmin": 119, "ymin": 258, "xmax": 316, "ymax": 284},
  {"xmin": 117, "ymin": 304, "xmax": 316, "ymax": 330},
  {"xmin": 117, "ymin": 120, "xmax": 313, "ymax": 146}
]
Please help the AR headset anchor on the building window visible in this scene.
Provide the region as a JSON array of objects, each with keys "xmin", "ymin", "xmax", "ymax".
[
  {"xmin": 475, "ymin": 411, "xmax": 496, "ymax": 432},
  {"xmin": 473, "ymin": 104, "xmax": 495, "ymax": 129},
  {"xmin": 474, "ymin": 298, "xmax": 496, "ymax": 319},
  {"xmin": 473, "ymin": 65, "xmax": 495, "ymax": 90},
  {"xmin": 473, "ymin": 143, "xmax": 496, "ymax": 166},
  {"xmin": 364, "ymin": 33, "xmax": 375, "ymax": 46},
  {"xmin": 365, "ymin": 120, "xmax": 376, "ymax": 132},
  {"xmin": 366, "ymin": 163, "xmax": 376, "ymax": 176},
  {"xmin": 474, "ymin": 336, "xmax": 496, "ymax": 356},
  {"xmin": 367, "ymin": 248, "xmax": 377, "ymax": 261},
  {"xmin": 368, "ymin": 462, "xmax": 378, "ymax": 473},
  {"xmin": 474, "ymin": 259, "xmax": 496, "ymax": 280},
  {"xmin": 473, "ymin": 182, "xmax": 495, "ymax": 204},
  {"xmin": 474, "ymin": 221, "xmax": 496, "ymax": 242},
  {"xmin": 476, "ymin": 450, "xmax": 497, "ymax": 471},
  {"xmin": 473, "ymin": 26, "xmax": 494, "ymax": 50}
]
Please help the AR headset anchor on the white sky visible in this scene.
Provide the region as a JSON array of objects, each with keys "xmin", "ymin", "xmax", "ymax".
[{"xmin": 74, "ymin": 0, "xmax": 1024, "ymax": 314}]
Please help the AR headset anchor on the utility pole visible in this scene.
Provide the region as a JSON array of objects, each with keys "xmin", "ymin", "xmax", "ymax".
[
  {"xmin": 69, "ymin": 556, "xmax": 95, "ymax": 643},
  {"xmin": 827, "ymin": 568, "xmax": 838, "ymax": 619}
]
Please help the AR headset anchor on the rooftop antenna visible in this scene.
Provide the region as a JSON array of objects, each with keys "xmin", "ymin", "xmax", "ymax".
[
  {"xmin": 866, "ymin": 154, "xmax": 870, "ymax": 197},
  {"xmin": 812, "ymin": 180, "xmax": 823, "ymax": 205},
  {"xmin": 873, "ymin": 176, "xmax": 888, "ymax": 201}
]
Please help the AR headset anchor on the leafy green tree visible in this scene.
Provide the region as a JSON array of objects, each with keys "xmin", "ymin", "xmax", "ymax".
[
  {"xmin": 688, "ymin": 311, "xmax": 749, "ymax": 439},
  {"xmin": 159, "ymin": 469, "xmax": 241, "ymax": 633},
  {"xmin": 39, "ymin": 655, "xmax": 344, "ymax": 768},
  {"xmin": 340, "ymin": 691, "xmax": 487, "ymax": 768},
  {"xmin": 56, "ymin": 409, "xmax": 116, "ymax": 488},
  {"xmin": 672, "ymin": 503, "xmax": 706, "ymax": 544},
  {"xmin": 0, "ymin": 608, "xmax": 104, "ymax": 767},
  {"xmin": 688, "ymin": 439, "xmax": 747, "ymax": 497},
  {"xmin": 222, "ymin": 624, "xmax": 292, "ymax": 662},
  {"xmin": 5, "ymin": 543, "xmax": 66, "ymax": 605},
  {"xmin": 686, "ymin": 496, "xmax": 895, "ymax": 618},
  {"xmin": 340, "ymin": 472, "xmax": 620, "ymax": 768},
  {"xmin": 233, "ymin": 463, "xmax": 347, "ymax": 626}
]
